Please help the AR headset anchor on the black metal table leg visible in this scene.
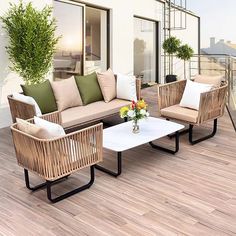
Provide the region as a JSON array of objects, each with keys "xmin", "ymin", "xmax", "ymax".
[
  {"xmin": 149, "ymin": 131, "xmax": 179, "ymax": 154},
  {"xmin": 95, "ymin": 152, "xmax": 122, "ymax": 177}
]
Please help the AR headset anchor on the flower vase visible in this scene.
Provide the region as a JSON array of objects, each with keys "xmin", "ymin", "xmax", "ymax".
[{"xmin": 132, "ymin": 120, "xmax": 140, "ymax": 134}]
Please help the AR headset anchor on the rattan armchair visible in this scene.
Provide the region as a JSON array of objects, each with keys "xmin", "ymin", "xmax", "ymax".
[
  {"xmin": 11, "ymin": 112, "xmax": 103, "ymax": 203},
  {"xmin": 157, "ymin": 80, "xmax": 228, "ymax": 144}
]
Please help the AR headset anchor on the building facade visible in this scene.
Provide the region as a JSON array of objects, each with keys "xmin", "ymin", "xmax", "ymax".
[
  {"xmin": 202, "ymin": 37, "xmax": 236, "ymax": 56},
  {"xmin": 0, "ymin": 0, "xmax": 200, "ymax": 127}
]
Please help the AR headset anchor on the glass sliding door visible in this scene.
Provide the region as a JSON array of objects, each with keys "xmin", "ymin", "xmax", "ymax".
[
  {"xmin": 53, "ymin": 0, "xmax": 84, "ymax": 79},
  {"xmin": 134, "ymin": 17, "xmax": 157, "ymax": 84},
  {"xmin": 85, "ymin": 7, "xmax": 108, "ymax": 74}
]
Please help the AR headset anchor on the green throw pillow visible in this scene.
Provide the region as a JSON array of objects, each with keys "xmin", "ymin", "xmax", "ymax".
[
  {"xmin": 75, "ymin": 72, "xmax": 103, "ymax": 105},
  {"xmin": 21, "ymin": 80, "xmax": 57, "ymax": 114}
]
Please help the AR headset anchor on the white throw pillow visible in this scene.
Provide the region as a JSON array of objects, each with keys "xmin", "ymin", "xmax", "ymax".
[
  {"xmin": 180, "ymin": 80, "xmax": 213, "ymax": 110},
  {"xmin": 34, "ymin": 116, "xmax": 65, "ymax": 138},
  {"xmin": 116, "ymin": 74, "xmax": 137, "ymax": 101},
  {"xmin": 13, "ymin": 93, "xmax": 42, "ymax": 116}
]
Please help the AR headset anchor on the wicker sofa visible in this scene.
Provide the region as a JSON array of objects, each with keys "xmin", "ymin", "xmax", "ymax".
[{"xmin": 8, "ymin": 77, "xmax": 141, "ymax": 131}]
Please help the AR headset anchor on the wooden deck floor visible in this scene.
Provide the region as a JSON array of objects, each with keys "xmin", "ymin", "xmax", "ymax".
[{"xmin": 0, "ymin": 86, "xmax": 236, "ymax": 236}]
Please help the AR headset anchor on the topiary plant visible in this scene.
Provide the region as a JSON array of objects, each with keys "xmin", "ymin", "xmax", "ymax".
[
  {"xmin": 0, "ymin": 1, "xmax": 60, "ymax": 85},
  {"xmin": 162, "ymin": 36, "xmax": 181, "ymax": 75},
  {"xmin": 177, "ymin": 44, "xmax": 194, "ymax": 79}
]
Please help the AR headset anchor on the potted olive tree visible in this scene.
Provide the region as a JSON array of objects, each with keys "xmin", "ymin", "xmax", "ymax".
[
  {"xmin": 162, "ymin": 36, "xmax": 181, "ymax": 83},
  {"xmin": 176, "ymin": 44, "xmax": 194, "ymax": 79},
  {"xmin": 0, "ymin": 1, "xmax": 60, "ymax": 85}
]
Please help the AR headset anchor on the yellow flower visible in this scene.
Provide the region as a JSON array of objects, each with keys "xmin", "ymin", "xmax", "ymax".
[{"xmin": 120, "ymin": 106, "xmax": 129, "ymax": 118}]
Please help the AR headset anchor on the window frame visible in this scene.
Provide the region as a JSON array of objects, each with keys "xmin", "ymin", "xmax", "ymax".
[
  {"xmin": 84, "ymin": 5, "xmax": 110, "ymax": 74},
  {"xmin": 53, "ymin": 0, "xmax": 110, "ymax": 76},
  {"xmin": 133, "ymin": 16, "xmax": 159, "ymax": 83}
]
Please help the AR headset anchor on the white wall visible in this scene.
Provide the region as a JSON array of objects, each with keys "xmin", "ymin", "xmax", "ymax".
[
  {"xmin": 0, "ymin": 0, "xmax": 199, "ymax": 128},
  {"xmin": 171, "ymin": 12, "xmax": 200, "ymax": 80},
  {"xmin": 78, "ymin": 0, "xmax": 164, "ymax": 75},
  {"xmin": 172, "ymin": 13, "xmax": 199, "ymax": 53}
]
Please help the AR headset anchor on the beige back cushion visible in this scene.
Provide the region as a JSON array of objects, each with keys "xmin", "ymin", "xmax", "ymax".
[
  {"xmin": 16, "ymin": 118, "xmax": 50, "ymax": 139},
  {"xmin": 97, "ymin": 68, "xmax": 116, "ymax": 103},
  {"xmin": 51, "ymin": 76, "xmax": 83, "ymax": 111},
  {"xmin": 194, "ymin": 74, "xmax": 223, "ymax": 87}
]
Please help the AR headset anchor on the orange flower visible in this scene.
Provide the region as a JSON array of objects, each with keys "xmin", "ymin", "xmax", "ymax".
[{"xmin": 136, "ymin": 99, "xmax": 147, "ymax": 110}]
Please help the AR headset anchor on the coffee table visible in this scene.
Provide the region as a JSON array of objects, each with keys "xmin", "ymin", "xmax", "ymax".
[{"xmin": 95, "ymin": 117, "xmax": 184, "ymax": 177}]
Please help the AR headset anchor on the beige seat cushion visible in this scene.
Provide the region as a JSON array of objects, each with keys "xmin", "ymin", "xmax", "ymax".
[
  {"xmin": 97, "ymin": 68, "xmax": 116, "ymax": 103},
  {"xmin": 51, "ymin": 76, "xmax": 83, "ymax": 111},
  {"xmin": 161, "ymin": 104, "xmax": 198, "ymax": 124},
  {"xmin": 61, "ymin": 99, "xmax": 131, "ymax": 128},
  {"xmin": 194, "ymin": 74, "xmax": 223, "ymax": 87}
]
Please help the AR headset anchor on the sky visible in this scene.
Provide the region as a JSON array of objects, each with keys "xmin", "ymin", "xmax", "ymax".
[{"xmin": 187, "ymin": 0, "xmax": 236, "ymax": 48}]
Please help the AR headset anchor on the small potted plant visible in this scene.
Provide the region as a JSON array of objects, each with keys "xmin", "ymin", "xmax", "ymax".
[
  {"xmin": 162, "ymin": 36, "xmax": 181, "ymax": 83},
  {"xmin": 176, "ymin": 44, "xmax": 194, "ymax": 79},
  {"xmin": 120, "ymin": 99, "xmax": 149, "ymax": 133}
]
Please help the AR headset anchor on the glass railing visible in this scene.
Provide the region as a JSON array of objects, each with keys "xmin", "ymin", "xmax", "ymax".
[{"xmin": 227, "ymin": 56, "xmax": 236, "ymax": 130}]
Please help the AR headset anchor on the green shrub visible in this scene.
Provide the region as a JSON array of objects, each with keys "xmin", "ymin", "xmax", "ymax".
[
  {"xmin": 162, "ymin": 37, "xmax": 181, "ymax": 74},
  {"xmin": 177, "ymin": 44, "xmax": 194, "ymax": 61},
  {"xmin": 177, "ymin": 44, "xmax": 194, "ymax": 79},
  {"xmin": 162, "ymin": 36, "xmax": 181, "ymax": 55},
  {"xmin": 0, "ymin": 1, "xmax": 60, "ymax": 85}
]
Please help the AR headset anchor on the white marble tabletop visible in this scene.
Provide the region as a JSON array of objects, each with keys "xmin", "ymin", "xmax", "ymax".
[{"xmin": 103, "ymin": 117, "xmax": 185, "ymax": 152}]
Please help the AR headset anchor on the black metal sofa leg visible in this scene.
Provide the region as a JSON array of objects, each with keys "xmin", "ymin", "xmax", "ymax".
[
  {"xmin": 24, "ymin": 166, "xmax": 95, "ymax": 203},
  {"xmin": 189, "ymin": 119, "xmax": 218, "ymax": 145}
]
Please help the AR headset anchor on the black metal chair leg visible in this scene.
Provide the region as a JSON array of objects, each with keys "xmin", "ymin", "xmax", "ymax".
[
  {"xmin": 46, "ymin": 166, "xmax": 95, "ymax": 203},
  {"xmin": 24, "ymin": 167, "xmax": 95, "ymax": 203},
  {"xmin": 149, "ymin": 131, "xmax": 180, "ymax": 154},
  {"xmin": 24, "ymin": 169, "xmax": 70, "ymax": 191},
  {"xmin": 24, "ymin": 169, "xmax": 47, "ymax": 191},
  {"xmin": 189, "ymin": 119, "xmax": 218, "ymax": 145},
  {"xmin": 95, "ymin": 152, "xmax": 122, "ymax": 177}
]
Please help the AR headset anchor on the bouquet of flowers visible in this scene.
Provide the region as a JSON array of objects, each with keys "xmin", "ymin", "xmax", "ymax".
[{"xmin": 120, "ymin": 99, "xmax": 149, "ymax": 133}]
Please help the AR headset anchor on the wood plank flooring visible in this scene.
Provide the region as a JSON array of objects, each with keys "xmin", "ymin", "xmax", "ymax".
[{"xmin": 0, "ymin": 85, "xmax": 236, "ymax": 236}]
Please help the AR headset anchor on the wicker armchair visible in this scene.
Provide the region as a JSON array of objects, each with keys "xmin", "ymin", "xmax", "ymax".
[
  {"xmin": 157, "ymin": 80, "xmax": 228, "ymax": 144},
  {"xmin": 11, "ymin": 112, "xmax": 103, "ymax": 203}
]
